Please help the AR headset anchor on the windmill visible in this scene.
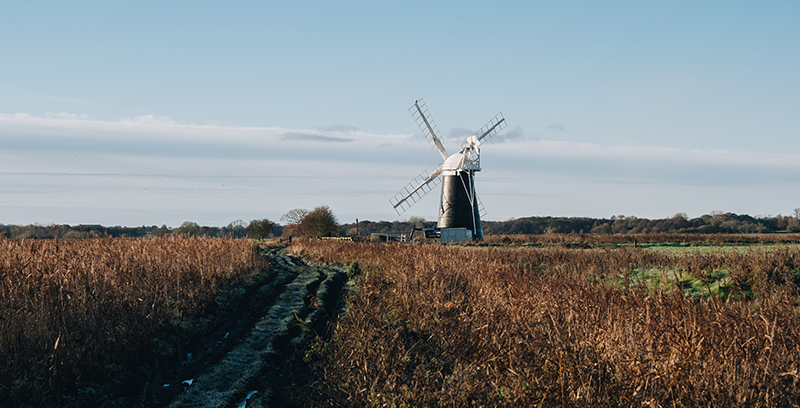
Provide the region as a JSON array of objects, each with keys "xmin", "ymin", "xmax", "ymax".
[{"xmin": 390, "ymin": 99, "xmax": 506, "ymax": 240}]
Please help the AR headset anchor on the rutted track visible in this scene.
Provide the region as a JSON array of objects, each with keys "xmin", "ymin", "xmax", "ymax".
[{"xmin": 117, "ymin": 246, "xmax": 348, "ymax": 408}]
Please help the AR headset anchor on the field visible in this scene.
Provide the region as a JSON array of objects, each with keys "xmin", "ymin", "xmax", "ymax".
[
  {"xmin": 291, "ymin": 235, "xmax": 800, "ymax": 407},
  {"xmin": 3, "ymin": 233, "xmax": 800, "ymax": 407},
  {"xmin": 0, "ymin": 237, "xmax": 268, "ymax": 407}
]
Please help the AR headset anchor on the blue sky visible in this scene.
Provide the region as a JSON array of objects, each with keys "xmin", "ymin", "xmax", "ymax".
[{"xmin": 2, "ymin": 1, "xmax": 799, "ymax": 227}]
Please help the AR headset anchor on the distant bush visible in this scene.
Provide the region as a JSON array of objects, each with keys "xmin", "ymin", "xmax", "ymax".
[{"xmin": 245, "ymin": 218, "xmax": 276, "ymax": 239}]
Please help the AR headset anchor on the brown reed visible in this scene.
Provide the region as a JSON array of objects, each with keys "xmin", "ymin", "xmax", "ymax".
[
  {"xmin": 482, "ymin": 232, "xmax": 800, "ymax": 246},
  {"xmin": 293, "ymin": 239, "xmax": 800, "ymax": 407},
  {"xmin": 0, "ymin": 236, "xmax": 266, "ymax": 406}
]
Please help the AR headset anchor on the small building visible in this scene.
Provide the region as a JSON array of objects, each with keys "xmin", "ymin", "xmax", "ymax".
[{"xmin": 440, "ymin": 227, "xmax": 472, "ymax": 243}]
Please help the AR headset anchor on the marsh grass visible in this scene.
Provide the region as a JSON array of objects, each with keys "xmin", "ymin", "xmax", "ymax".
[
  {"xmin": 293, "ymin": 239, "xmax": 800, "ymax": 407},
  {"xmin": 0, "ymin": 236, "xmax": 266, "ymax": 407}
]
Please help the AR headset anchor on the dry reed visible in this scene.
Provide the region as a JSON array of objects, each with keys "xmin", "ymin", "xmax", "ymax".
[
  {"xmin": 293, "ymin": 240, "xmax": 800, "ymax": 407},
  {"xmin": 0, "ymin": 236, "xmax": 266, "ymax": 406},
  {"xmin": 482, "ymin": 232, "xmax": 800, "ymax": 246}
]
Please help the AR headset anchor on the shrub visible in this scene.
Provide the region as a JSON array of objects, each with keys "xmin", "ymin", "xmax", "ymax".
[
  {"xmin": 347, "ymin": 261, "xmax": 361, "ymax": 279},
  {"xmin": 245, "ymin": 218, "xmax": 276, "ymax": 239},
  {"xmin": 299, "ymin": 206, "xmax": 338, "ymax": 238}
]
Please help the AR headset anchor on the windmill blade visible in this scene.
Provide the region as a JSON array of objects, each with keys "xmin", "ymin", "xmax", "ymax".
[
  {"xmin": 476, "ymin": 194, "xmax": 488, "ymax": 218},
  {"xmin": 390, "ymin": 166, "xmax": 443, "ymax": 215},
  {"xmin": 410, "ymin": 99, "xmax": 449, "ymax": 160},
  {"xmin": 463, "ymin": 112, "xmax": 506, "ymax": 149}
]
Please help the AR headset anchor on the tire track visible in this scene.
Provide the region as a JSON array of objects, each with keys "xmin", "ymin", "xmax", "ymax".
[
  {"xmin": 167, "ymin": 248, "xmax": 346, "ymax": 407},
  {"xmin": 115, "ymin": 247, "xmax": 348, "ymax": 408}
]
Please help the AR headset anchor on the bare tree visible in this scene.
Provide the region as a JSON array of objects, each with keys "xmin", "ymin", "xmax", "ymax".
[
  {"xmin": 281, "ymin": 208, "xmax": 310, "ymax": 237},
  {"xmin": 408, "ymin": 216, "xmax": 426, "ymax": 229},
  {"xmin": 224, "ymin": 219, "xmax": 247, "ymax": 238}
]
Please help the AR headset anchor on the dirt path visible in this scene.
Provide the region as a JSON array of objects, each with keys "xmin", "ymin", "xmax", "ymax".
[{"xmin": 114, "ymin": 247, "xmax": 348, "ymax": 408}]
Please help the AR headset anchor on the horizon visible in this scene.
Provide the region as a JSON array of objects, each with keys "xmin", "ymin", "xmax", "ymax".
[
  {"xmin": 2, "ymin": 209, "xmax": 796, "ymax": 230},
  {"xmin": 2, "ymin": 2, "xmax": 799, "ymax": 226}
]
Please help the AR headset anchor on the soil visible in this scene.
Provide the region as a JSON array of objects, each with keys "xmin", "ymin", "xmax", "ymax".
[{"xmin": 104, "ymin": 246, "xmax": 349, "ymax": 408}]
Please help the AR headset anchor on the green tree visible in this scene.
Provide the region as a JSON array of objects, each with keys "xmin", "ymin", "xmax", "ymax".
[
  {"xmin": 299, "ymin": 205, "xmax": 339, "ymax": 238},
  {"xmin": 591, "ymin": 223, "xmax": 612, "ymax": 234},
  {"xmin": 174, "ymin": 221, "xmax": 200, "ymax": 236},
  {"xmin": 151, "ymin": 225, "xmax": 170, "ymax": 237},
  {"xmin": 245, "ymin": 218, "xmax": 276, "ymax": 239}
]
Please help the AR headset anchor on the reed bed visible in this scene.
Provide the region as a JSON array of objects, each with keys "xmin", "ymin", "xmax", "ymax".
[
  {"xmin": 293, "ymin": 240, "xmax": 800, "ymax": 407},
  {"xmin": 0, "ymin": 236, "xmax": 266, "ymax": 406},
  {"xmin": 483, "ymin": 232, "xmax": 800, "ymax": 246}
]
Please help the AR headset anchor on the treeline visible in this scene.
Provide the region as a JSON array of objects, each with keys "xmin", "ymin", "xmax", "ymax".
[
  {"xmin": 338, "ymin": 212, "xmax": 800, "ymax": 237},
  {"xmin": 482, "ymin": 212, "xmax": 800, "ymax": 235},
  {"xmin": 0, "ymin": 224, "xmax": 162, "ymax": 239},
  {"xmin": 4, "ymin": 211, "xmax": 800, "ymax": 240},
  {"xmin": 0, "ymin": 206, "xmax": 347, "ymax": 240},
  {"xmin": 0, "ymin": 221, "xmax": 281, "ymax": 240}
]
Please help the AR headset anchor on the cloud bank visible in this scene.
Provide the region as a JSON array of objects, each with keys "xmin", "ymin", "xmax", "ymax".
[
  {"xmin": 4, "ymin": 112, "xmax": 799, "ymax": 175},
  {"xmin": 2, "ymin": 112, "xmax": 800, "ymax": 226}
]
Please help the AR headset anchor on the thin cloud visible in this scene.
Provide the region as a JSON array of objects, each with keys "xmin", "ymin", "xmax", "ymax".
[
  {"xmin": 119, "ymin": 115, "xmax": 181, "ymax": 126},
  {"xmin": 493, "ymin": 126, "xmax": 527, "ymax": 142},
  {"xmin": 45, "ymin": 112, "xmax": 89, "ymax": 120},
  {"xmin": 490, "ymin": 139, "xmax": 800, "ymax": 170},
  {"xmin": 448, "ymin": 127, "xmax": 474, "ymax": 140},
  {"xmin": 319, "ymin": 125, "xmax": 358, "ymax": 133},
  {"xmin": 546, "ymin": 124, "xmax": 565, "ymax": 132},
  {"xmin": 0, "ymin": 112, "xmax": 283, "ymax": 142},
  {"xmin": 280, "ymin": 132, "xmax": 354, "ymax": 142},
  {"xmin": 0, "ymin": 113, "xmax": 419, "ymax": 168}
]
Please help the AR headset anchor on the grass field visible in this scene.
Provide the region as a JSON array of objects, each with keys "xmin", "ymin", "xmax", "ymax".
[{"xmin": 292, "ymin": 236, "xmax": 800, "ymax": 407}]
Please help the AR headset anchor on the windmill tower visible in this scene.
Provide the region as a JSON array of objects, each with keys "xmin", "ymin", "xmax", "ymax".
[{"xmin": 390, "ymin": 99, "xmax": 506, "ymax": 240}]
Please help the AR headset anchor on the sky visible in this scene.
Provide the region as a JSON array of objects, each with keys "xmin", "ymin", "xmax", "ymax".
[{"xmin": 1, "ymin": 1, "xmax": 799, "ymax": 227}]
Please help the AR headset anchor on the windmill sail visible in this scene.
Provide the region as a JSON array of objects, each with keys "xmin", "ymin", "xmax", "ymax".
[
  {"xmin": 410, "ymin": 99, "xmax": 449, "ymax": 160},
  {"xmin": 476, "ymin": 194, "xmax": 488, "ymax": 218},
  {"xmin": 462, "ymin": 112, "xmax": 506, "ymax": 149},
  {"xmin": 390, "ymin": 166, "xmax": 443, "ymax": 215}
]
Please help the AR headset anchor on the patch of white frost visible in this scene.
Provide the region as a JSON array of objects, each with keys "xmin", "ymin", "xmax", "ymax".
[{"xmin": 236, "ymin": 390, "xmax": 258, "ymax": 408}]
